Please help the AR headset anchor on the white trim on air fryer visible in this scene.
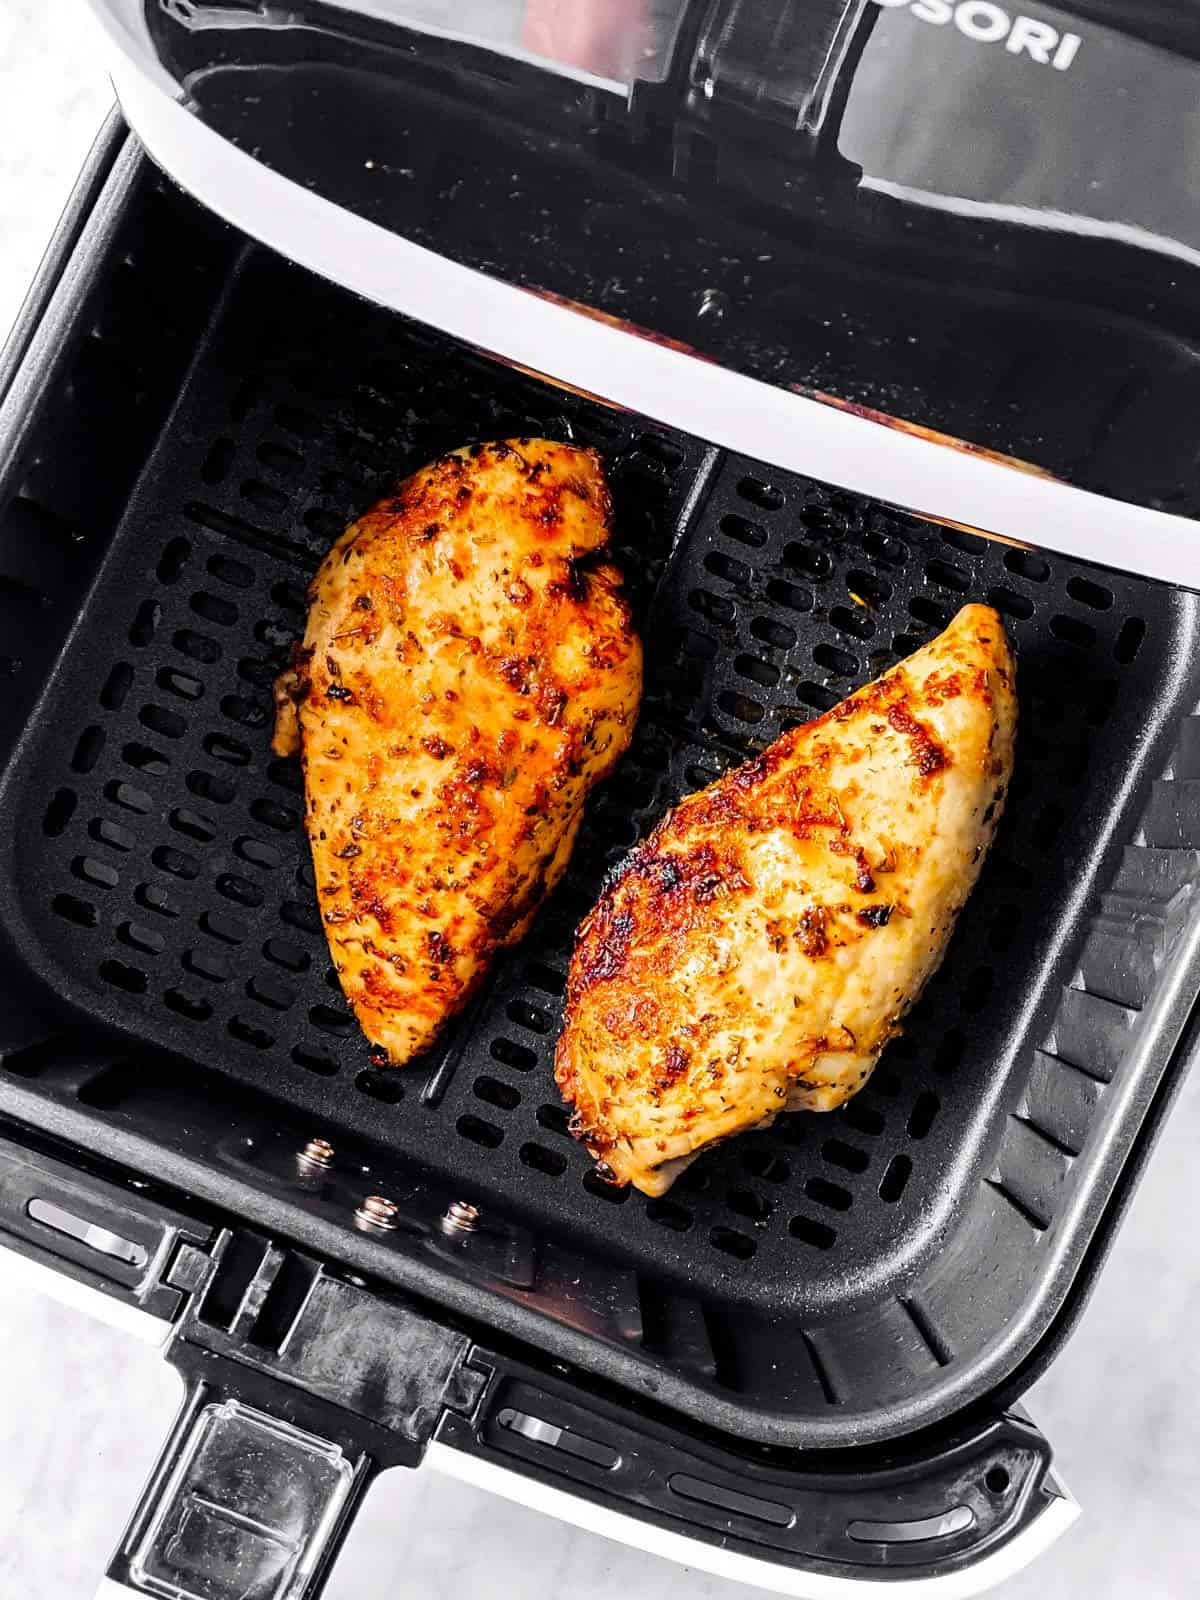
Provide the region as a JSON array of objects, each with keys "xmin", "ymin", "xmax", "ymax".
[
  {"xmin": 105, "ymin": 59, "xmax": 1200, "ymax": 591},
  {"xmin": 0, "ymin": 1240, "xmax": 170, "ymax": 1345},
  {"xmin": 427, "ymin": 1441, "xmax": 1081, "ymax": 1600}
]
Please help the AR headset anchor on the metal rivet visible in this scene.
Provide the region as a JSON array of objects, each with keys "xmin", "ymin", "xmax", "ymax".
[
  {"xmin": 297, "ymin": 1137, "xmax": 335, "ymax": 1172},
  {"xmin": 355, "ymin": 1194, "xmax": 399, "ymax": 1231},
  {"xmin": 442, "ymin": 1200, "xmax": 481, "ymax": 1234}
]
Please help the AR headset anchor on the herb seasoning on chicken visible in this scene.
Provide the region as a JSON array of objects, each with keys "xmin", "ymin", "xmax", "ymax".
[
  {"xmin": 555, "ymin": 604, "xmax": 1016, "ymax": 1196},
  {"xmin": 274, "ymin": 439, "xmax": 642, "ymax": 1065}
]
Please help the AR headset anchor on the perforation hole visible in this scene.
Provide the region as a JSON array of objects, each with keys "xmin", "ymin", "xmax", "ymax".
[
  {"xmin": 280, "ymin": 898, "xmax": 319, "ymax": 931},
  {"xmin": 520, "ymin": 1142, "xmax": 567, "ymax": 1176},
  {"xmin": 99, "ymin": 959, "xmax": 146, "ymax": 994},
  {"xmin": 784, "ymin": 543, "xmax": 833, "ymax": 580},
  {"xmin": 136, "ymin": 883, "xmax": 179, "ymax": 919},
  {"xmin": 174, "ymin": 629, "xmax": 222, "ymax": 664},
  {"xmin": 523, "ymin": 962, "xmax": 565, "ymax": 997},
  {"xmin": 907, "ymin": 1091, "xmax": 940, "ymax": 1140},
  {"xmin": 237, "ymin": 657, "xmax": 277, "ymax": 689},
  {"xmin": 1066, "ymin": 575, "xmax": 1112, "ymax": 610},
  {"xmin": 42, "ymin": 788, "xmax": 77, "ymax": 838},
  {"xmin": 152, "ymin": 845, "xmax": 198, "ymax": 881},
  {"xmin": 536, "ymin": 1103, "xmax": 570, "ymax": 1137},
  {"xmin": 689, "ymin": 588, "xmax": 736, "ymax": 625},
  {"xmin": 310, "ymin": 1004, "xmax": 353, "ymax": 1037},
  {"xmin": 718, "ymin": 690, "xmax": 764, "ymax": 724},
  {"xmin": 90, "ymin": 818, "xmax": 133, "ymax": 853},
  {"xmin": 156, "ymin": 539, "xmax": 191, "ymax": 584},
  {"xmin": 100, "ymin": 663, "xmax": 135, "ymax": 711},
  {"xmin": 766, "ymin": 578, "xmax": 813, "ymax": 613},
  {"xmin": 821, "ymin": 1138, "xmax": 869, "ymax": 1174},
  {"xmin": 247, "ymin": 975, "xmax": 296, "ymax": 1011},
  {"xmin": 164, "ymin": 987, "xmax": 211, "ymax": 1022},
  {"xmin": 72, "ymin": 726, "xmax": 106, "ymax": 774},
  {"xmin": 734, "ymin": 654, "xmax": 779, "ymax": 689},
  {"xmin": 222, "ymin": 695, "xmax": 268, "ymax": 731},
  {"xmin": 139, "ymin": 704, "xmax": 186, "ymax": 741},
  {"xmin": 795, "ymin": 682, "xmax": 838, "ymax": 713},
  {"xmin": 474, "ymin": 1075, "xmax": 520, "ymax": 1111},
  {"xmin": 199, "ymin": 910, "xmax": 247, "ymax": 946},
  {"xmin": 217, "ymin": 874, "xmax": 264, "ymax": 909},
  {"xmin": 204, "ymin": 732, "xmax": 251, "ymax": 767},
  {"xmin": 813, "ymin": 641, "xmax": 858, "ymax": 677},
  {"xmin": 168, "ymin": 808, "xmax": 214, "ymax": 845},
  {"xmin": 743, "ymin": 1149, "xmax": 789, "ymax": 1183},
  {"xmin": 52, "ymin": 893, "xmax": 97, "ymax": 928},
  {"xmin": 710, "ymin": 1226, "xmax": 756, "ymax": 1260},
  {"xmin": 721, "ymin": 514, "xmax": 767, "ymax": 549},
  {"xmin": 583, "ymin": 1171, "xmax": 628, "ymax": 1204},
  {"xmin": 457, "ymin": 1114, "xmax": 503, "ymax": 1149},
  {"xmin": 245, "ymin": 797, "xmax": 297, "ymax": 833},
  {"xmin": 187, "ymin": 770, "xmax": 236, "ymax": 806},
  {"xmin": 749, "ymin": 616, "xmax": 795, "ymax": 650},
  {"xmin": 240, "ymin": 480, "xmax": 288, "ymax": 515},
  {"xmin": 804, "ymin": 1176, "xmax": 853, "ymax": 1212},
  {"xmin": 292, "ymin": 1045, "xmax": 337, "ymax": 1076},
  {"xmin": 909, "ymin": 595, "xmax": 950, "ymax": 629},
  {"xmin": 129, "ymin": 600, "xmax": 162, "ymax": 647},
  {"xmin": 73, "ymin": 856, "xmax": 118, "ymax": 889},
  {"xmin": 107, "ymin": 780, "xmax": 152, "ymax": 814},
  {"xmin": 355, "ymin": 1069, "xmax": 403, "ymax": 1102},
  {"xmin": 184, "ymin": 948, "xmax": 229, "ymax": 983},
  {"xmin": 986, "ymin": 586, "xmax": 1034, "ymax": 621},
  {"xmin": 1050, "ymin": 614, "xmax": 1095, "ymax": 649},
  {"xmin": 190, "ymin": 592, "xmax": 238, "ymax": 627},
  {"xmin": 1114, "ymin": 617, "xmax": 1146, "ymax": 663},
  {"xmin": 229, "ymin": 1016, "xmax": 274, "ymax": 1050},
  {"xmin": 879, "ymin": 1155, "xmax": 913, "ymax": 1203},
  {"xmin": 639, "ymin": 1197, "xmax": 690, "ymax": 1232},
  {"xmin": 925, "ymin": 558, "xmax": 971, "ymax": 593},
  {"xmin": 829, "ymin": 604, "xmax": 875, "ymax": 641},
  {"xmin": 257, "ymin": 440, "xmax": 303, "ymax": 474},
  {"xmin": 789, "ymin": 1215, "xmax": 836, "ymax": 1249},
  {"xmin": 704, "ymin": 551, "xmax": 750, "ymax": 587},
  {"xmin": 118, "ymin": 922, "xmax": 165, "ymax": 956},
  {"xmin": 727, "ymin": 1187, "xmax": 771, "ymax": 1222},
  {"xmin": 841, "ymin": 1100, "xmax": 885, "ymax": 1136},
  {"xmin": 270, "ymin": 579, "xmax": 307, "ymax": 615},
  {"xmin": 845, "ymin": 569, "xmax": 891, "ymax": 607},
  {"xmin": 507, "ymin": 999, "xmax": 552, "ymax": 1035},
  {"xmin": 737, "ymin": 476, "xmax": 784, "ymax": 510},
  {"xmin": 1004, "ymin": 549, "xmax": 1049, "ymax": 583},
  {"xmin": 156, "ymin": 667, "xmax": 203, "ymax": 703},
  {"xmin": 490, "ymin": 1037, "xmax": 537, "ymax": 1071}
]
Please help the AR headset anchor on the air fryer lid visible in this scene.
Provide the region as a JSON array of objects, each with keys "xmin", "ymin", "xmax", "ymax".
[{"xmin": 87, "ymin": 1, "xmax": 1200, "ymax": 587}]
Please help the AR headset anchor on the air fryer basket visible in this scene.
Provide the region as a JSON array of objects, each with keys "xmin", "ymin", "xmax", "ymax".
[{"xmin": 1, "ymin": 131, "xmax": 1199, "ymax": 1455}]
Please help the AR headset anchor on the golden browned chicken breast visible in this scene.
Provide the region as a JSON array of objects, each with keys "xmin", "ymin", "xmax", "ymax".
[
  {"xmin": 555, "ymin": 604, "xmax": 1015, "ymax": 1196},
  {"xmin": 274, "ymin": 439, "xmax": 642, "ymax": 1065}
]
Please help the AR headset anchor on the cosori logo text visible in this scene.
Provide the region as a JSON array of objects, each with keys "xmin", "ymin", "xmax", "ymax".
[{"xmin": 871, "ymin": 0, "xmax": 1081, "ymax": 70}]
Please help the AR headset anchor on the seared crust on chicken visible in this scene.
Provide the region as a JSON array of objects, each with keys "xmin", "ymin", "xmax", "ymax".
[
  {"xmin": 555, "ymin": 605, "xmax": 1015, "ymax": 1196},
  {"xmin": 274, "ymin": 439, "xmax": 642, "ymax": 1065}
]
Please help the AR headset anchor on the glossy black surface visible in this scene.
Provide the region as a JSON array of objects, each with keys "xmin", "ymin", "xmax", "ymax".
[{"xmin": 90, "ymin": 0, "xmax": 1200, "ymax": 512}]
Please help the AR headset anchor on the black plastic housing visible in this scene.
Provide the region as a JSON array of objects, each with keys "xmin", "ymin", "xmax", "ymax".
[{"xmin": 1, "ymin": 124, "xmax": 1199, "ymax": 1464}]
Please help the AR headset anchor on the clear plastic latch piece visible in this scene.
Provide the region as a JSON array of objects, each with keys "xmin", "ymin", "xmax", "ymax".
[{"xmin": 128, "ymin": 1400, "xmax": 358, "ymax": 1600}]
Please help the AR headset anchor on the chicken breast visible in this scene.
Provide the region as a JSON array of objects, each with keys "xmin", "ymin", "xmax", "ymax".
[
  {"xmin": 555, "ymin": 604, "xmax": 1015, "ymax": 1196},
  {"xmin": 274, "ymin": 439, "xmax": 642, "ymax": 1065}
]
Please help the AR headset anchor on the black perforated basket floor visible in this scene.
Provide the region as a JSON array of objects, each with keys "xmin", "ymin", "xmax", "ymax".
[{"xmin": 1, "ymin": 232, "xmax": 1196, "ymax": 1347}]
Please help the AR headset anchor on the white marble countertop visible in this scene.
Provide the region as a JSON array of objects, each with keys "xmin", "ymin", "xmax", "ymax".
[{"xmin": 1, "ymin": 5, "xmax": 1198, "ymax": 1596}]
